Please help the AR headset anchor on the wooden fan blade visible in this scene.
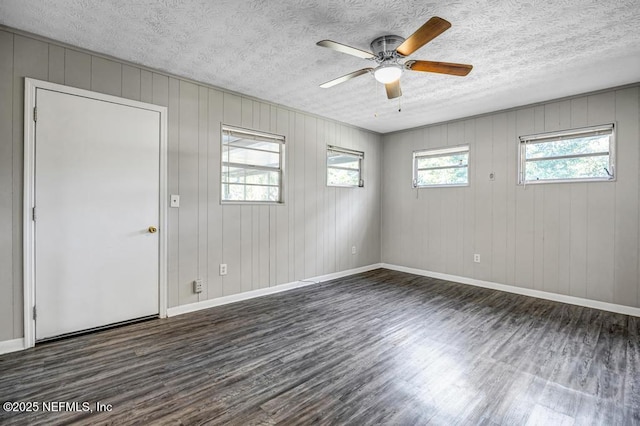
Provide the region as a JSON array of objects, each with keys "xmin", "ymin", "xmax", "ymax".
[
  {"xmin": 407, "ymin": 60, "xmax": 473, "ymax": 76},
  {"xmin": 320, "ymin": 68, "xmax": 373, "ymax": 88},
  {"xmin": 396, "ymin": 17, "xmax": 451, "ymax": 56},
  {"xmin": 385, "ymin": 80, "xmax": 402, "ymax": 99},
  {"xmin": 316, "ymin": 40, "xmax": 375, "ymax": 59}
]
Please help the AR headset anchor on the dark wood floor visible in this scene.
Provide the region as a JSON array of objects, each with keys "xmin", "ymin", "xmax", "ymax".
[{"xmin": 1, "ymin": 269, "xmax": 638, "ymax": 425}]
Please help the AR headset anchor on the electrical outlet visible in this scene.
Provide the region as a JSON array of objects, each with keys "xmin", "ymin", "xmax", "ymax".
[
  {"xmin": 351, "ymin": 246, "xmax": 357, "ymax": 255},
  {"xmin": 219, "ymin": 263, "xmax": 227, "ymax": 276},
  {"xmin": 193, "ymin": 279, "xmax": 203, "ymax": 293},
  {"xmin": 474, "ymin": 254, "xmax": 481, "ymax": 263}
]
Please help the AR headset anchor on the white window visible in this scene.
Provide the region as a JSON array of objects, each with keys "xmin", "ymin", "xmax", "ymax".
[
  {"xmin": 327, "ymin": 145, "xmax": 364, "ymax": 187},
  {"xmin": 412, "ymin": 145, "xmax": 469, "ymax": 188},
  {"xmin": 221, "ymin": 125, "xmax": 285, "ymax": 203},
  {"xmin": 518, "ymin": 124, "xmax": 615, "ymax": 184}
]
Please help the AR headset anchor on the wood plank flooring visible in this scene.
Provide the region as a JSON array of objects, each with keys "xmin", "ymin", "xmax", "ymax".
[{"xmin": 0, "ymin": 269, "xmax": 638, "ymax": 425}]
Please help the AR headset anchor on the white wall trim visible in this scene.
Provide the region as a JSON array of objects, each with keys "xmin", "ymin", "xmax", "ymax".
[
  {"xmin": 23, "ymin": 78, "xmax": 169, "ymax": 349},
  {"xmin": 0, "ymin": 338, "xmax": 25, "ymax": 355},
  {"xmin": 382, "ymin": 263, "xmax": 640, "ymax": 317},
  {"xmin": 167, "ymin": 263, "xmax": 383, "ymax": 317}
]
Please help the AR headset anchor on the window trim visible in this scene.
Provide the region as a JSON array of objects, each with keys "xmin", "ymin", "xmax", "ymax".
[
  {"xmin": 412, "ymin": 144, "xmax": 470, "ymax": 188},
  {"xmin": 326, "ymin": 145, "xmax": 364, "ymax": 188},
  {"xmin": 517, "ymin": 123, "xmax": 616, "ymax": 185},
  {"xmin": 221, "ymin": 124, "xmax": 285, "ymax": 204}
]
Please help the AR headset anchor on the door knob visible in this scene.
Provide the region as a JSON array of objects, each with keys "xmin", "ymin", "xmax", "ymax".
[{"xmin": 148, "ymin": 226, "xmax": 158, "ymax": 234}]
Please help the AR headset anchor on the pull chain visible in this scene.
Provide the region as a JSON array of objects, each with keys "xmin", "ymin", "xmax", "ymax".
[{"xmin": 374, "ymin": 79, "xmax": 378, "ymax": 117}]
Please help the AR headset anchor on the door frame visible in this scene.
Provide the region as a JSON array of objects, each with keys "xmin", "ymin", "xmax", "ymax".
[{"xmin": 23, "ymin": 78, "xmax": 168, "ymax": 349}]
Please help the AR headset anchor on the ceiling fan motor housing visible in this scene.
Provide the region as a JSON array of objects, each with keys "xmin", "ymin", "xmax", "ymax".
[{"xmin": 370, "ymin": 35, "xmax": 406, "ymax": 60}]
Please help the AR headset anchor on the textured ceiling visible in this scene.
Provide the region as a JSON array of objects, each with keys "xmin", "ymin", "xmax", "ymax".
[{"xmin": 1, "ymin": 0, "xmax": 639, "ymax": 133}]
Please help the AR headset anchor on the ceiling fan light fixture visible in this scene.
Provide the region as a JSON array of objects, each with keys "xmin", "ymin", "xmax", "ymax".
[{"xmin": 374, "ymin": 64, "xmax": 403, "ymax": 84}]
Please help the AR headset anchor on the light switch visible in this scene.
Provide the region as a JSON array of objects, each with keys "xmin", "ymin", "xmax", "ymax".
[{"xmin": 170, "ymin": 194, "xmax": 180, "ymax": 208}]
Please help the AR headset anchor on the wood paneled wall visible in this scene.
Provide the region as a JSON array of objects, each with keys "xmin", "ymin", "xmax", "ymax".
[
  {"xmin": 382, "ymin": 86, "xmax": 640, "ymax": 308},
  {"xmin": 0, "ymin": 30, "xmax": 382, "ymax": 341}
]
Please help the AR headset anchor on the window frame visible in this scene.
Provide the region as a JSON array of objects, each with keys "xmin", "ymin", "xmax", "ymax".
[
  {"xmin": 326, "ymin": 145, "xmax": 364, "ymax": 188},
  {"xmin": 412, "ymin": 145, "xmax": 470, "ymax": 188},
  {"xmin": 221, "ymin": 124, "xmax": 285, "ymax": 204},
  {"xmin": 517, "ymin": 123, "xmax": 616, "ymax": 185}
]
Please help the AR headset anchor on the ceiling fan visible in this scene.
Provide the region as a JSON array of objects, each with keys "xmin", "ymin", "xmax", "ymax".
[{"xmin": 316, "ymin": 17, "xmax": 472, "ymax": 99}]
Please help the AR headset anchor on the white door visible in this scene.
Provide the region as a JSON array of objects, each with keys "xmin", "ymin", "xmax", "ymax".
[{"xmin": 35, "ymin": 88, "xmax": 160, "ymax": 341}]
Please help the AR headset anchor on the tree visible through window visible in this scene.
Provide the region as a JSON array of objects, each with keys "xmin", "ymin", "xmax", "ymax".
[
  {"xmin": 413, "ymin": 145, "xmax": 469, "ymax": 187},
  {"xmin": 221, "ymin": 125, "xmax": 285, "ymax": 203},
  {"xmin": 519, "ymin": 124, "xmax": 615, "ymax": 184},
  {"xmin": 327, "ymin": 146, "xmax": 363, "ymax": 187}
]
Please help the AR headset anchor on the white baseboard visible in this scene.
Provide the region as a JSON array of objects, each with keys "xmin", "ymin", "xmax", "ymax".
[
  {"xmin": 0, "ymin": 338, "xmax": 25, "ymax": 355},
  {"xmin": 167, "ymin": 263, "xmax": 384, "ymax": 317},
  {"xmin": 382, "ymin": 263, "xmax": 640, "ymax": 317},
  {"xmin": 6, "ymin": 262, "xmax": 635, "ymax": 354}
]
